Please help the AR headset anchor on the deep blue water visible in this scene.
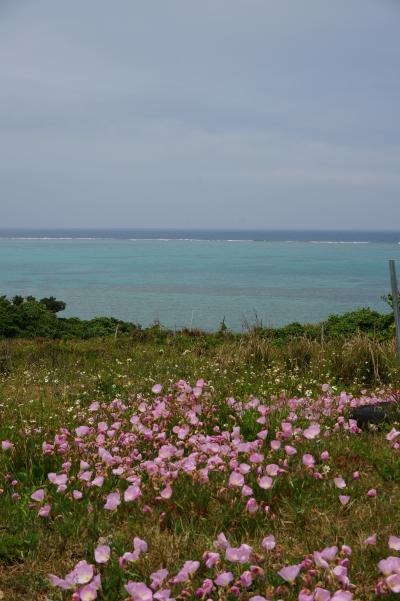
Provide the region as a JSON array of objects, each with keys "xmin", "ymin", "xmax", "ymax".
[{"xmin": 0, "ymin": 229, "xmax": 399, "ymax": 331}]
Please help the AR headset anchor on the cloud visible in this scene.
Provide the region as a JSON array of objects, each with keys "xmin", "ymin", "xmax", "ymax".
[{"xmin": 0, "ymin": 0, "xmax": 399, "ymax": 228}]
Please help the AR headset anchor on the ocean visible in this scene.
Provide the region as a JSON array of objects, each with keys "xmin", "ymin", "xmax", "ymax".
[{"xmin": 0, "ymin": 229, "xmax": 399, "ymax": 331}]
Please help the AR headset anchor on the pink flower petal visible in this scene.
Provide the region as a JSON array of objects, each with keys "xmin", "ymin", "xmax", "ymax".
[
  {"xmin": 278, "ymin": 564, "xmax": 300, "ymax": 583},
  {"xmin": 31, "ymin": 489, "xmax": 45, "ymax": 502},
  {"xmin": 38, "ymin": 504, "xmax": 51, "ymax": 517},
  {"xmin": 363, "ymin": 534, "xmax": 376, "ymax": 545},
  {"xmin": 79, "ymin": 583, "xmax": 98, "ymax": 601},
  {"xmin": 104, "ymin": 491, "xmax": 121, "ymax": 511},
  {"xmin": 94, "ymin": 545, "xmax": 111, "ymax": 564},
  {"xmin": 303, "ymin": 423, "xmax": 321, "ymax": 439},
  {"xmin": 1, "ymin": 440, "xmax": 14, "ymax": 451},
  {"xmin": 214, "ymin": 571, "xmax": 234, "ymax": 587},
  {"xmin": 125, "ymin": 581, "xmax": 153, "ymax": 601},
  {"xmin": 74, "ymin": 561, "xmax": 94, "ymax": 585},
  {"xmin": 261, "ymin": 535, "xmax": 276, "ymax": 550},
  {"xmin": 124, "ymin": 485, "xmax": 142, "ymax": 502},
  {"xmin": 258, "ymin": 476, "xmax": 273, "ymax": 490},
  {"xmin": 389, "ymin": 535, "xmax": 400, "ymax": 551},
  {"xmin": 387, "ymin": 573, "xmax": 400, "ymax": 594}
]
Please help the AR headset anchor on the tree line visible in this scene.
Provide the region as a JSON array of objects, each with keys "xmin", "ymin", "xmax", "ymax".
[{"xmin": 0, "ymin": 294, "xmax": 396, "ymax": 341}]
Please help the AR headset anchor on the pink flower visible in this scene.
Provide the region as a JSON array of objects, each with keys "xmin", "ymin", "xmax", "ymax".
[
  {"xmin": 321, "ymin": 546, "xmax": 338, "ymax": 561},
  {"xmin": 79, "ymin": 471, "xmax": 93, "ymax": 482},
  {"xmin": 262, "ymin": 534, "xmax": 276, "ymax": 550},
  {"xmin": 249, "ymin": 453, "xmax": 264, "ymax": 464},
  {"xmin": 1, "ymin": 440, "xmax": 13, "ymax": 451},
  {"xmin": 133, "ymin": 537, "xmax": 148, "ymax": 555},
  {"xmin": 339, "ymin": 495, "xmax": 350, "ymax": 506},
  {"xmin": 31, "ymin": 489, "xmax": 45, "ymax": 502},
  {"xmin": 240, "ymin": 570, "xmax": 253, "ymax": 587},
  {"xmin": 367, "ymin": 488, "xmax": 377, "ymax": 498},
  {"xmin": 104, "ymin": 492, "xmax": 121, "ymax": 510},
  {"xmin": 299, "ymin": 592, "xmax": 314, "ymax": 601},
  {"xmin": 334, "ymin": 477, "xmax": 346, "ymax": 489},
  {"xmin": 246, "ymin": 498, "xmax": 259, "ymax": 514},
  {"xmin": 320, "ymin": 451, "xmax": 329, "ymax": 461},
  {"xmin": 160, "ymin": 485, "xmax": 172, "ymax": 500},
  {"xmin": 331, "ymin": 592, "xmax": 352, "ymax": 601},
  {"xmin": 229, "ymin": 471, "xmax": 244, "ymax": 487},
  {"xmin": 258, "ymin": 476, "xmax": 273, "ymax": 490},
  {"xmin": 48, "ymin": 473, "xmax": 68, "ymax": 486},
  {"xmin": 303, "ymin": 424, "xmax": 321, "ymax": 440},
  {"xmin": 79, "ymin": 583, "xmax": 98, "ymax": 600},
  {"xmin": 152, "ymin": 384, "xmax": 163, "ymax": 394},
  {"xmin": 49, "ymin": 573, "xmax": 73, "ymax": 590},
  {"xmin": 389, "ymin": 535, "xmax": 400, "ymax": 551},
  {"xmin": 378, "ymin": 556, "xmax": 400, "ymax": 576},
  {"xmin": 333, "ymin": 565, "xmax": 349, "ymax": 587},
  {"xmin": 387, "ymin": 574, "xmax": 400, "ymax": 593},
  {"xmin": 124, "ymin": 485, "xmax": 141, "ymax": 502},
  {"xmin": 94, "ymin": 545, "xmax": 111, "ymax": 564},
  {"xmin": 38, "ymin": 504, "xmax": 51, "ymax": 517},
  {"xmin": 278, "ymin": 564, "xmax": 300, "ymax": 583},
  {"xmin": 76, "ymin": 426, "xmax": 90, "ymax": 438},
  {"xmin": 173, "ymin": 560, "xmax": 199, "ymax": 583},
  {"xmin": 314, "ymin": 588, "xmax": 332, "ymax": 601},
  {"xmin": 92, "ymin": 476, "xmax": 104, "ymax": 488},
  {"xmin": 281, "ymin": 422, "xmax": 293, "ymax": 437},
  {"xmin": 73, "ymin": 490, "xmax": 83, "ymax": 500},
  {"xmin": 74, "ymin": 561, "xmax": 94, "ymax": 585},
  {"xmin": 266, "ymin": 464, "xmax": 280, "ymax": 476},
  {"xmin": 302, "ymin": 454, "xmax": 315, "ymax": 468},
  {"xmin": 119, "ymin": 551, "xmax": 138, "ymax": 567},
  {"xmin": 214, "ymin": 533, "xmax": 229, "ymax": 550},
  {"xmin": 150, "ymin": 569, "xmax": 169, "ymax": 590},
  {"xmin": 225, "ymin": 544, "xmax": 252, "ymax": 564},
  {"xmin": 314, "ymin": 552, "xmax": 329, "ymax": 569},
  {"xmin": 386, "ymin": 428, "xmax": 400, "ymax": 442},
  {"xmin": 153, "ymin": 588, "xmax": 172, "ymax": 601},
  {"xmin": 242, "ymin": 484, "xmax": 253, "ymax": 497},
  {"xmin": 214, "ymin": 571, "xmax": 233, "ymax": 586},
  {"xmin": 363, "ymin": 534, "xmax": 376, "ymax": 545},
  {"xmin": 203, "ymin": 551, "xmax": 220, "ymax": 568},
  {"xmin": 125, "ymin": 581, "xmax": 153, "ymax": 601},
  {"xmin": 42, "ymin": 442, "xmax": 54, "ymax": 454}
]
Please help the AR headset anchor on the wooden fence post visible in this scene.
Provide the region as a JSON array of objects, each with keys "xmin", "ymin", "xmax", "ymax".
[{"xmin": 389, "ymin": 260, "xmax": 400, "ymax": 364}]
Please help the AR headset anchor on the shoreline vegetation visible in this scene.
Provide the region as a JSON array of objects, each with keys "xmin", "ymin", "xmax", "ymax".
[{"xmin": 0, "ymin": 294, "xmax": 396, "ymax": 341}]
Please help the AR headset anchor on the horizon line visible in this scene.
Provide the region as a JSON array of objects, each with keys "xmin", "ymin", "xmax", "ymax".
[{"xmin": 1, "ymin": 227, "xmax": 400, "ymax": 232}]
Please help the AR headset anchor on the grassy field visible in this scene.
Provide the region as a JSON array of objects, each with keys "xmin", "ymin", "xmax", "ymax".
[{"xmin": 0, "ymin": 333, "xmax": 400, "ymax": 600}]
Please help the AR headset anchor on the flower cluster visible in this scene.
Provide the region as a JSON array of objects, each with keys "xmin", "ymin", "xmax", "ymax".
[{"xmin": 1, "ymin": 379, "xmax": 399, "ymax": 599}]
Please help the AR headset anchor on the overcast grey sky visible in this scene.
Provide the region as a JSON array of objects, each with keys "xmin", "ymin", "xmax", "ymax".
[{"xmin": 1, "ymin": 0, "xmax": 399, "ymax": 229}]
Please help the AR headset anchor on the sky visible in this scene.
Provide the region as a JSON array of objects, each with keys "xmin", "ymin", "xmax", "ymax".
[{"xmin": 0, "ymin": 0, "xmax": 399, "ymax": 230}]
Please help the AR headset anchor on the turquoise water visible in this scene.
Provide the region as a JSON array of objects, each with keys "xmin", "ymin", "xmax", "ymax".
[{"xmin": 0, "ymin": 232, "xmax": 399, "ymax": 330}]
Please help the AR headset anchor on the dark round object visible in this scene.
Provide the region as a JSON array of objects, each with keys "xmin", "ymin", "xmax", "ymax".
[{"xmin": 351, "ymin": 402, "xmax": 400, "ymax": 429}]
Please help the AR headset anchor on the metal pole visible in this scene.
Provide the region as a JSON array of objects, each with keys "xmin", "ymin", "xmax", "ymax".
[{"xmin": 389, "ymin": 260, "xmax": 400, "ymax": 363}]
